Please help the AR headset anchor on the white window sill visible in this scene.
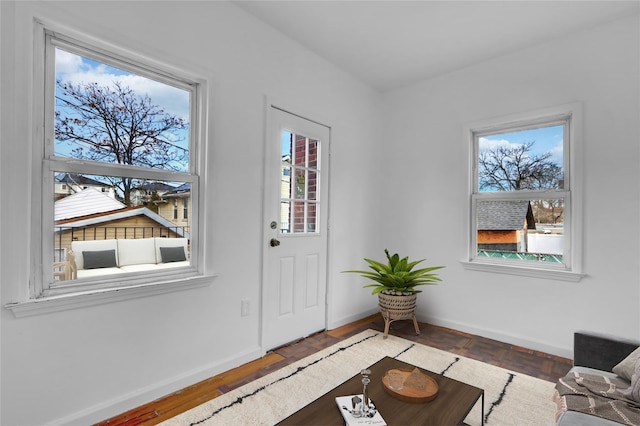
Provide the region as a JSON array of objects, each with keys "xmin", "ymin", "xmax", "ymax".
[
  {"xmin": 460, "ymin": 260, "xmax": 584, "ymax": 282},
  {"xmin": 5, "ymin": 274, "xmax": 215, "ymax": 318}
]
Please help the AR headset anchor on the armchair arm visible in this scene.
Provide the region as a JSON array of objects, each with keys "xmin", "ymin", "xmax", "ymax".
[
  {"xmin": 53, "ymin": 261, "xmax": 69, "ymax": 281},
  {"xmin": 67, "ymin": 250, "xmax": 77, "ymax": 280},
  {"xmin": 573, "ymin": 332, "xmax": 639, "ymax": 371}
]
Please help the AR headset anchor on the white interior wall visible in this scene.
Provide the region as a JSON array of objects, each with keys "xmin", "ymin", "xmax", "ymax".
[
  {"xmin": 380, "ymin": 14, "xmax": 640, "ymax": 356},
  {"xmin": 1, "ymin": 1, "xmax": 639, "ymax": 425},
  {"xmin": 0, "ymin": 2, "xmax": 380, "ymax": 425}
]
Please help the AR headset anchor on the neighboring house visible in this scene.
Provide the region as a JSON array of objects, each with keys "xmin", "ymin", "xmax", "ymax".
[
  {"xmin": 55, "ymin": 187, "xmax": 127, "ymax": 222},
  {"xmin": 476, "ymin": 200, "xmax": 536, "ymax": 253},
  {"xmin": 157, "ymin": 183, "xmax": 191, "ymax": 230},
  {"xmin": 55, "ymin": 173, "xmax": 115, "ymax": 201},
  {"xmin": 130, "ymin": 181, "xmax": 177, "ymax": 208}
]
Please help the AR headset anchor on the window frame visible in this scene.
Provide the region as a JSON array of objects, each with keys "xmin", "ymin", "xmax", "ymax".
[
  {"xmin": 7, "ymin": 21, "xmax": 212, "ymax": 317},
  {"xmin": 462, "ymin": 103, "xmax": 584, "ymax": 282}
]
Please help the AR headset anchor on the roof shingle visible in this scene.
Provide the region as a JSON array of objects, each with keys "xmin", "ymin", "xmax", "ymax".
[{"xmin": 477, "ymin": 200, "xmax": 535, "ymax": 230}]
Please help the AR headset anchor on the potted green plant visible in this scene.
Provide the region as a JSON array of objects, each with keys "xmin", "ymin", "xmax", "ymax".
[{"xmin": 344, "ymin": 249, "xmax": 444, "ymax": 336}]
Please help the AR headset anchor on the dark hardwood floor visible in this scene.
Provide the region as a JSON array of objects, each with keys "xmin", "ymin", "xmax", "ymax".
[{"xmin": 97, "ymin": 314, "xmax": 572, "ymax": 425}]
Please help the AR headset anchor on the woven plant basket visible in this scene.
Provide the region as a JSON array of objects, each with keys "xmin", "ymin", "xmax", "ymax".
[{"xmin": 378, "ymin": 292, "xmax": 417, "ymax": 320}]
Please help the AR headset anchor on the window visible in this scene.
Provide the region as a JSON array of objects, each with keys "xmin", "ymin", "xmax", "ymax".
[
  {"xmin": 465, "ymin": 104, "xmax": 583, "ymax": 281},
  {"xmin": 280, "ymin": 131, "xmax": 320, "ymax": 234},
  {"xmin": 32, "ymin": 26, "xmax": 205, "ymax": 302}
]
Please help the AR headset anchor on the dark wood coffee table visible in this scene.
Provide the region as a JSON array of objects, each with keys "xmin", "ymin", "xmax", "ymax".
[{"xmin": 277, "ymin": 356, "xmax": 484, "ymax": 425}]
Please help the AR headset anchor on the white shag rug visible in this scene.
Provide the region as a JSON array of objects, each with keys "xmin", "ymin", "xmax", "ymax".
[{"xmin": 161, "ymin": 330, "xmax": 557, "ymax": 425}]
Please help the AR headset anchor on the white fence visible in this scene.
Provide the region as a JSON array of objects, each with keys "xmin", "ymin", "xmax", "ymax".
[{"xmin": 528, "ymin": 233, "xmax": 563, "ymax": 255}]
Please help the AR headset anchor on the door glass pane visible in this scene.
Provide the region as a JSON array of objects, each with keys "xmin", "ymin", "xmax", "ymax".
[
  {"xmin": 281, "ymin": 166, "xmax": 291, "ymax": 199},
  {"xmin": 280, "ymin": 130, "xmax": 321, "ymax": 234},
  {"xmin": 294, "ymin": 169, "xmax": 306, "ymax": 199},
  {"xmin": 282, "ymin": 132, "xmax": 292, "ymax": 159},
  {"xmin": 294, "ymin": 135, "xmax": 306, "ymax": 166},
  {"xmin": 293, "ymin": 201, "xmax": 305, "ymax": 233},
  {"xmin": 307, "ymin": 203, "xmax": 317, "ymax": 232},
  {"xmin": 308, "ymin": 170, "xmax": 317, "ymax": 201},
  {"xmin": 280, "ymin": 201, "xmax": 291, "ymax": 233},
  {"xmin": 280, "ymin": 130, "xmax": 320, "ymax": 234},
  {"xmin": 308, "ymin": 139, "xmax": 318, "ymax": 168}
]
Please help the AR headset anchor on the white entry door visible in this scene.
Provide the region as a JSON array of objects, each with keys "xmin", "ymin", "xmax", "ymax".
[{"xmin": 262, "ymin": 107, "xmax": 330, "ymax": 351}]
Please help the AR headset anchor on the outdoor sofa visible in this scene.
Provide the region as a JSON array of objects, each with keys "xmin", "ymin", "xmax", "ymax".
[{"xmin": 68, "ymin": 237, "xmax": 189, "ymax": 279}]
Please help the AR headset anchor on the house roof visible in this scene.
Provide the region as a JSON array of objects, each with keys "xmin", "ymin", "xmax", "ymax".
[
  {"xmin": 136, "ymin": 181, "xmax": 178, "ymax": 193},
  {"xmin": 477, "ymin": 200, "xmax": 536, "ymax": 231},
  {"xmin": 55, "ymin": 206, "xmax": 190, "ymax": 239},
  {"xmin": 56, "ymin": 173, "xmax": 110, "ymax": 188},
  {"xmin": 54, "ymin": 188, "xmax": 126, "ymax": 221},
  {"xmin": 173, "ymin": 183, "xmax": 190, "ymax": 192},
  {"xmin": 162, "ymin": 183, "xmax": 191, "ymax": 198}
]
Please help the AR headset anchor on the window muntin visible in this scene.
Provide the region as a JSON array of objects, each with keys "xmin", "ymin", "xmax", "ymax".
[
  {"xmin": 470, "ymin": 112, "xmax": 576, "ymax": 273},
  {"xmin": 42, "ymin": 30, "xmax": 200, "ymax": 294}
]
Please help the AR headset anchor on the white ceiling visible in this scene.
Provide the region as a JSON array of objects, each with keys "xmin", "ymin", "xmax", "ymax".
[{"xmin": 233, "ymin": 1, "xmax": 640, "ymax": 92}]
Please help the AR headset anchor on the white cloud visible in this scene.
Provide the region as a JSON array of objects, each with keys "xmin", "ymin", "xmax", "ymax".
[
  {"xmin": 479, "ymin": 136, "xmax": 564, "ymax": 167},
  {"xmin": 548, "ymin": 141, "xmax": 564, "ymax": 165},
  {"xmin": 55, "ymin": 49, "xmax": 85, "ymax": 74},
  {"xmin": 56, "ymin": 50, "xmax": 190, "ymax": 120},
  {"xmin": 478, "ymin": 137, "xmax": 522, "ymax": 152}
]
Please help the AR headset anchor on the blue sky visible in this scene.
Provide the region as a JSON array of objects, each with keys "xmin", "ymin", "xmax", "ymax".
[
  {"xmin": 55, "ymin": 48, "xmax": 190, "ymax": 120},
  {"xmin": 55, "ymin": 48, "xmax": 190, "ymax": 159},
  {"xmin": 479, "ymin": 125, "xmax": 564, "ymax": 167},
  {"xmin": 56, "ymin": 48, "xmax": 563, "ymax": 171},
  {"xmin": 282, "ymin": 131, "xmax": 292, "ymax": 157}
]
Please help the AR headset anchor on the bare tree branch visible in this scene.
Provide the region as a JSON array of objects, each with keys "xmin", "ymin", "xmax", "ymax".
[
  {"xmin": 479, "ymin": 140, "xmax": 564, "ymax": 223},
  {"xmin": 478, "ymin": 141, "xmax": 562, "ymax": 191},
  {"xmin": 55, "ymin": 80, "xmax": 188, "ymax": 204}
]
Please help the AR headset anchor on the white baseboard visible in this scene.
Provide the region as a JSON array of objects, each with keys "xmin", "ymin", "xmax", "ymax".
[
  {"xmin": 330, "ymin": 308, "xmax": 572, "ymax": 359},
  {"xmin": 51, "ymin": 346, "xmax": 263, "ymax": 426},
  {"xmin": 327, "ymin": 308, "xmax": 379, "ymax": 330},
  {"xmin": 417, "ymin": 314, "xmax": 573, "ymax": 359}
]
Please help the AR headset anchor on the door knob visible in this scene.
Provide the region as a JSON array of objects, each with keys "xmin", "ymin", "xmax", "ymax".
[{"xmin": 270, "ymin": 238, "xmax": 281, "ymax": 247}]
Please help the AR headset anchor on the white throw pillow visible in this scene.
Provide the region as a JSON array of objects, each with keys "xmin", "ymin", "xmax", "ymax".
[
  {"xmin": 613, "ymin": 346, "xmax": 640, "ymax": 381},
  {"xmin": 622, "ymin": 355, "xmax": 640, "ymax": 403},
  {"xmin": 117, "ymin": 238, "xmax": 157, "ymax": 267}
]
